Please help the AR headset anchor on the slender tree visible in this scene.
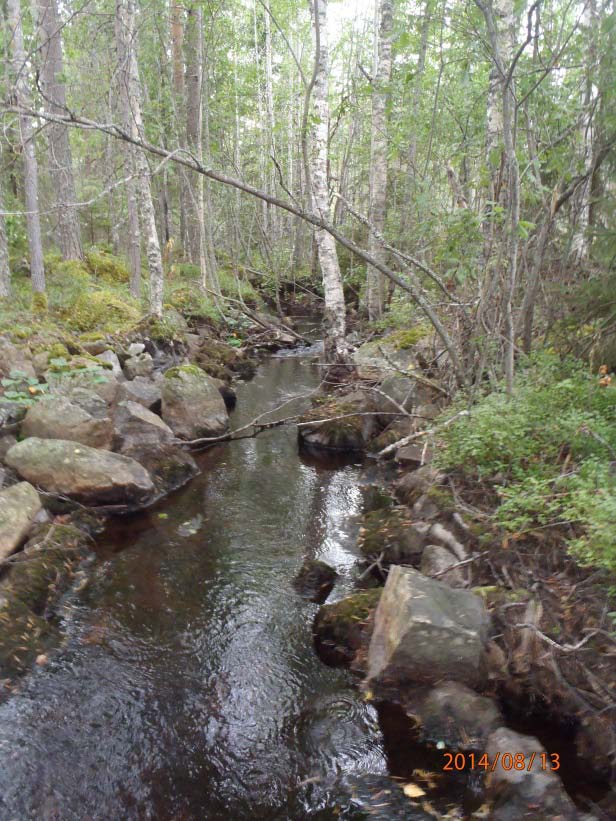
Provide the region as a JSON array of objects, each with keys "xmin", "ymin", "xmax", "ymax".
[
  {"xmin": 366, "ymin": 0, "xmax": 393, "ymax": 320},
  {"xmin": 309, "ymin": 0, "xmax": 347, "ymax": 362},
  {"xmin": 0, "ymin": 181, "xmax": 10, "ymax": 298},
  {"xmin": 36, "ymin": 0, "xmax": 83, "ymax": 260},
  {"xmin": 7, "ymin": 0, "xmax": 46, "ymax": 297},
  {"xmin": 115, "ymin": 0, "xmax": 164, "ymax": 314}
]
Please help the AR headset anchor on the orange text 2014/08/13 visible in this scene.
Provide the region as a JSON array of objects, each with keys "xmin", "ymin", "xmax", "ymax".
[{"xmin": 442, "ymin": 751, "xmax": 561, "ymax": 772}]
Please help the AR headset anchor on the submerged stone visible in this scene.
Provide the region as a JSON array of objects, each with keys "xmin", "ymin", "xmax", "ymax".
[{"xmin": 293, "ymin": 558, "xmax": 337, "ymax": 603}]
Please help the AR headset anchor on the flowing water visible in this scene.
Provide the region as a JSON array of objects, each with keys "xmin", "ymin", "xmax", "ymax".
[{"xmin": 0, "ymin": 347, "xmax": 394, "ymax": 820}]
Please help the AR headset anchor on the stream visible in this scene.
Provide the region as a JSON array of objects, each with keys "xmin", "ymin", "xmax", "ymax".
[{"xmin": 0, "ymin": 346, "xmax": 394, "ymax": 820}]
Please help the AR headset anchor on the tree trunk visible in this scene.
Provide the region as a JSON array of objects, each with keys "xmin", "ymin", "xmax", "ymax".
[
  {"xmin": 115, "ymin": 0, "xmax": 164, "ymax": 315},
  {"xmin": 477, "ymin": 0, "xmax": 519, "ymax": 394},
  {"xmin": 36, "ymin": 0, "xmax": 82, "ymax": 260},
  {"xmin": 0, "ymin": 181, "xmax": 10, "ymax": 298},
  {"xmin": 366, "ymin": 0, "xmax": 393, "ymax": 320},
  {"xmin": 7, "ymin": 0, "xmax": 46, "ymax": 296},
  {"xmin": 309, "ymin": 0, "xmax": 347, "ymax": 363},
  {"xmin": 184, "ymin": 2, "xmax": 204, "ymax": 274},
  {"xmin": 264, "ymin": 1, "xmax": 277, "ymax": 242},
  {"xmin": 170, "ymin": 1, "xmax": 188, "ymax": 256}
]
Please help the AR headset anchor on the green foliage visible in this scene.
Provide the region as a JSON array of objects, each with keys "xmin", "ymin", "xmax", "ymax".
[
  {"xmin": 70, "ymin": 289, "xmax": 140, "ymax": 332},
  {"xmin": 84, "ymin": 248, "xmax": 130, "ymax": 284},
  {"xmin": 437, "ymin": 355, "xmax": 616, "ymax": 570},
  {"xmin": 0, "ymin": 369, "xmax": 49, "ymax": 405},
  {"xmin": 166, "ymin": 284, "xmax": 218, "ymax": 322}
]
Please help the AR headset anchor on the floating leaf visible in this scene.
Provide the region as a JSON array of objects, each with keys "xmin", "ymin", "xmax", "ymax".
[{"xmin": 403, "ymin": 783, "xmax": 426, "ymax": 799}]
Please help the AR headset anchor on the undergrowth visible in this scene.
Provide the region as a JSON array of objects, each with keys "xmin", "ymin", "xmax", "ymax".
[{"xmin": 436, "ymin": 354, "xmax": 616, "ymax": 570}]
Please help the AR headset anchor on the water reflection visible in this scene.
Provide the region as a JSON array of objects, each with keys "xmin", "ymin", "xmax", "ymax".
[{"xmin": 0, "ymin": 353, "xmax": 387, "ymax": 819}]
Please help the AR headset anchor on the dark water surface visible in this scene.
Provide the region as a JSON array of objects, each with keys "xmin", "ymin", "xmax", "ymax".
[{"xmin": 0, "ymin": 350, "xmax": 390, "ymax": 820}]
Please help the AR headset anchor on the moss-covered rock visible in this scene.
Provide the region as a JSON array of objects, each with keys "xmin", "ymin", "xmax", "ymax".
[
  {"xmin": 192, "ymin": 337, "xmax": 256, "ymax": 381},
  {"xmin": 357, "ymin": 506, "xmax": 427, "ymax": 568},
  {"xmin": 293, "ymin": 558, "xmax": 337, "ymax": 603},
  {"xmin": 313, "ymin": 589, "xmax": 381, "ymax": 668},
  {"xmin": 298, "ymin": 391, "xmax": 378, "ymax": 451}
]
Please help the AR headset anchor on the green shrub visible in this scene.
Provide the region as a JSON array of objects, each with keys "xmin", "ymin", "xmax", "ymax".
[
  {"xmin": 166, "ymin": 285, "xmax": 218, "ymax": 322},
  {"xmin": 84, "ymin": 248, "xmax": 130, "ymax": 283},
  {"xmin": 437, "ymin": 354, "xmax": 616, "ymax": 569}
]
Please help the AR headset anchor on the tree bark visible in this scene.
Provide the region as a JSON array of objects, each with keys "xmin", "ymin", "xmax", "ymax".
[
  {"xmin": 0, "ymin": 181, "xmax": 10, "ymax": 298},
  {"xmin": 477, "ymin": 0, "xmax": 519, "ymax": 395},
  {"xmin": 309, "ymin": 0, "xmax": 347, "ymax": 363},
  {"xmin": 36, "ymin": 0, "xmax": 82, "ymax": 260},
  {"xmin": 115, "ymin": 0, "xmax": 164, "ymax": 315},
  {"xmin": 366, "ymin": 0, "xmax": 393, "ymax": 320},
  {"xmin": 7, "ymin": 0, "xmax": 46, "ymax": 295}
]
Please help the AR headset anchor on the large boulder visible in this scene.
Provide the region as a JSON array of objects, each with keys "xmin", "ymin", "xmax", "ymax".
[
  {"xmin": 113, "ymin": 400, "xmax": 174, "ymax": 451},
  {"xmin": 298, "ymin": 391, "xmax": 378, "ymax": 451},
  {"xmin": 21, "ymin": 393, "xmax": 112, "ymax": 449},
  {"xmin": 44, "ymin": 357, "xmax": 119, "ymax": 404},
  {"xmin": 161, "ymin": 365, "xmax": 228, "ymax": 440},
  {"xmin": 485, "ymin": 727, "xmax": 577, "ymax": 820},
  {"xmin": 5, "ymin": 437, "xmax": 154, "ymax": 506},
  {"xmin": 0, "ymin": 482, "xmax": 42, "ymax": 563},
  {"xmin": 353, "ymin": 328, "xmax": 431, "ymax": 379},
  {"xmin": 117, "ymin": 375, "xmax": 162, "ymax": 412},
  {"xmin": 367, "ymin": 566, "xmax": 489, "ymax": 690}
]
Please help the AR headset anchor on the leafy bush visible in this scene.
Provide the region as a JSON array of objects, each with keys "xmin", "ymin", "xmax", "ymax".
[{"xmin": 437, "ymin": 354, "xmax": 616, "ymax": 569}]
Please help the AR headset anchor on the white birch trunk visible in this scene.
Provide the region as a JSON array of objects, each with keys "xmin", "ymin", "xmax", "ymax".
[
  {"xmin": 366, "ymin": 0, "xmax": 393, "ymax": 320},
  {"xmin": 310, "ymin": 0, "xmax": 347, "ymax": 362},
  {"xmin": 7, "ymin": 0, "xmax": 46, "ymax": 295},
  {"xmin": 36, "ymin": 0, "xmax": 83, "ymax": 260},
  {"xmin": 116, "ymin": 0, "xmax": 164, "ymax": 315}
]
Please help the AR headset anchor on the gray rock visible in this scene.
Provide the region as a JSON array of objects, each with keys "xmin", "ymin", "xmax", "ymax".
[
  {"xmin": 113, "ymin": 400, "xmax": 174, "ymax": 451},
  {"xmin": 81, "ymin": 339, "xmax": 109, "ymax": 356},
  {"xmin": 374, "ymin": 374, "xmax": 416, "ymax": 426},
  {"xmin": 127, "ymin": 342, "xmax": 145, "ymax": 356},
  {"xmin": 21, "ymin": 394, "xmax": 112, "ymax": 449},
  {"xmin": 45, "ymin": 361, "xmax": 119, "ymax": 405},
  {"xmin": 367, "ymin": 565, "xmax": 489, "ymax": 689},
  {"xmin": 117, "ymin": 376, "xmax": 162, "ymax": 413},
  {"xmin": 0, "ymin": 337, "xmax": 36, "ymax": 380},
  {"xmin": 405, "ymin": 681, "xmax": 503, "ymax": 750},
  {"xmin": 353, "ymin": 336, "xmax": 417, "ymax": 379},
  {"xmin": 124, "ymin": 352, "xmax": 154, "ymax": 380},
  {"xmin": 96, "ymin": 349, "xmax": 124, "ymax": 379},
  {"xmin": 5, "ymin": 437, "xmax": 154, "ymax": 506},
  {"xmin": 122, "ymin": 442, "xmax": 198, "ymax": 499},
  {"xmin": 0, "ymin": 434, "xmax": 17, "ymax": 461},
  {"xmin": 394, "ymin": 464, "xmax": 444, "ymax": 506},
  {"xmin": 161, "ymin": 366, "xmax": 228, "ymax": 440},
  {"xmin": 420, "ymin": 544, "xmax": 466, "ymax": 587},
  {"xmin": 0, "ymin": 400, "xmax": 28, "ymax": 430},
  {"xmin": 485, "ymin": 727, "xmax": 577, "ymax": 820},
  {"xmin": 0, "ymin": 482, "xmax": 42, "ymax": 562},
  {"xmin": 395, "ymin": 442, "xmax": 433, "ymax": 466}
]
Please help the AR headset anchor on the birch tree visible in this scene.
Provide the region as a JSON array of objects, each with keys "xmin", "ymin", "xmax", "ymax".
[
  {"xmin": 366, "ymin": 0, "xmax": 393, "ymax": 320},
  {"xmin": 7, "ymin": 0, "xmax": 46, "ymax": 297},
  {"xmin": 309, "ymin": 0, "xmax": 347, "ymax": 363},
  {"xmin": 115, "ymin": 0, "xmax": 164, "ymax": 315},
  {"xmin": 36, "ymin": 0, "xmax": 82, "ymax": 260}
]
